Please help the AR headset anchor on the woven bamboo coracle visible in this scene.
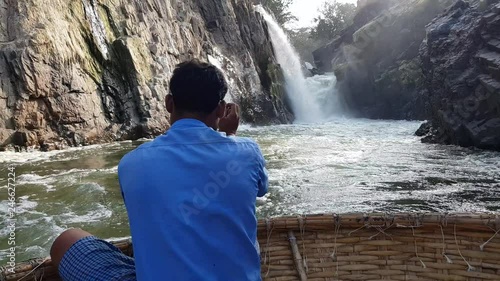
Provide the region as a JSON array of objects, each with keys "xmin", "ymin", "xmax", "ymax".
[{"xmin": 2, "ymin": 213, "xmax": 500, "ymax": 281}]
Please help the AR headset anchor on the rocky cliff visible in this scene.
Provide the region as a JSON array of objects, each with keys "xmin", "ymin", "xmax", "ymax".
[
  {"xmin": 313, "ymin": 0, "xmax": 398, "ymax": 72},
  {"xmin": 313, "ymin": 0, "xmax": 453, "ymax": 120},
  {"xmin": 0, "ymin": 0, "xmax": 292, "ymax": 150},
  {"xmin": 417, "ymin": 0, "xmax": 500, "ymax": 150}
]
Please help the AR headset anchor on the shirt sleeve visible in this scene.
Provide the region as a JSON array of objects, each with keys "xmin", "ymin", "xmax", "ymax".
[
  {"xmin": 117, "ymin": 159, "xmax": 127, "ymax": 204},
  {"xmin": 117, "ymin": 150, "xmax": 140, "ymax": 205},
  {"xmin": 256, "ymin": 146, "xmax": 269, "ymax": 197}
]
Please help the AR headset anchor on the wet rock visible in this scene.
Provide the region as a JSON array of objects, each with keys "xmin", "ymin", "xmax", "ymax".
[
  {"xmin": 0, "ymin": 0, "xmax": 292, "ymax": 150},
  {"xmin": 415, "ymin": 121, "xmax": 432, "ymax": 137},
  {"xmin": 12, "ymin": 130, "xmax": 37, "ymax": 147},
  {"xmin": 39, "ymin": 142, "xmax": 53, "ymax": 152}
]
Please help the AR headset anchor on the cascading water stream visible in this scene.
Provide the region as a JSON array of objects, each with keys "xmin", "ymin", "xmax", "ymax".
[
  {"xmin": 255, "ymin": 6, "xmax": 339, "ymax": 123},
  {"xmin": 82, "ymin": 0, "xmax": 109, "ymax": 60}
]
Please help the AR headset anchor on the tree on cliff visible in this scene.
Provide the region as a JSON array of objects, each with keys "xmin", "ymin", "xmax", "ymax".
[
  {"xmin": 310, "ymin": 1, "xmax": 356, "ymax": 41},
  {"xmin": 261, "ymin": 0, "xmax": 297, "ymax": 26},
  {"xmin": 289, "ymin": 27, "xmax": 323, "ymax": 63}
]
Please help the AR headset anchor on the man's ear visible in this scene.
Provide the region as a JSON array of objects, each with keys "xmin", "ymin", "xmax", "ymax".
[
  {"xmin": 216, "ymin": 101, "xmax": 226, "ymax": 119},
  {"xmin": 166, "ymin": 95, "xmax": 174, "ymax": 114}
]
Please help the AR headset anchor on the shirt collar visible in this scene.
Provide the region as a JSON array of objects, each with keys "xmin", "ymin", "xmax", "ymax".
[{"xmin": 170, "ymin": 118, "xmax": 209, "ymax": 129}]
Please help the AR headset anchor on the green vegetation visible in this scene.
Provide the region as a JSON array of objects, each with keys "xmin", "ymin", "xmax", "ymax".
[
  {"xmin": 286, "ymin": 1, "xmax": 357, "ymax": 63},
  {"xmin": 98, "ymin": 4, "xmax": 120, "ymax": 41},
  {"xmin": 288, "ymin": 28, "xmax": 323, "ymax": 63},
  {"xmin": 261, "ymin": 0, "xmax": 297, "ymax": 26},
  {"xmin": 266, "ymin": 63, "xmax": 286, "ymax": 98},
  {"xmin": 374, "ymin": 59, "xmax": 424, "ymax": 97},
  {"xmin": 310, "ymin": 1, "xmax": 356, "ymax": 41},
  {"xmin": 260, "ymin": 0, "xmax": 357, "ymax": 63}
]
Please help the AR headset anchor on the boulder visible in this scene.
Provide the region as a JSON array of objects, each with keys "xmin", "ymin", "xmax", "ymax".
[
  {"xmin": 12, "ymin": 130, "xmax": 38, "ymax": 147},
  {"xmin": 415, "ymin": 121, "xmax": 432, "ymax": 137}
]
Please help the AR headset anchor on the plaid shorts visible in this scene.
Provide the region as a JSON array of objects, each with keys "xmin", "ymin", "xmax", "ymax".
[{"xmin": 59, "ymin": 236, "xmax": 136, "ymax": 281}]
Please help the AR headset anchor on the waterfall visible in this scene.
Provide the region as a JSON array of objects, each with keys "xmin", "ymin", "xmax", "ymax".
[
  {"xmin": 255, "ymin": 6, "xmax": 338, "ymax": 123},
  {"xmin": 82, "ymin": 0, "xmax": 109, "ymax": 60},
  {"xmin": 305, "ymin": 74, "xmax": 341, "ymax": 118}
]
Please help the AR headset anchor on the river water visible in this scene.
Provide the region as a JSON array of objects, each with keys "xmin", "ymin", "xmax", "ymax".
[{"xmin": 1, "ymin": 119, "xmax": 500, "ymax": 263}]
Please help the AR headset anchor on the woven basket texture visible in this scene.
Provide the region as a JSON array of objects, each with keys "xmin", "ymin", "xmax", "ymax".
[{"xmin": 2, "ymin": 214, "xmax": 499, "ymax": 281}]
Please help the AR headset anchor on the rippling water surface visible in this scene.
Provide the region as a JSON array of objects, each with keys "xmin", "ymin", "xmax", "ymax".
[{"xmin": 1, "ymin": 119, "xmax": 500, "ymax": 263}]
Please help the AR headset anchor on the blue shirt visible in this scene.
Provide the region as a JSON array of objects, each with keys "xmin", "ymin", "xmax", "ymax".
[{"xmin": 118, "ymin": 119, "xmax": 268, "ymax": 281}]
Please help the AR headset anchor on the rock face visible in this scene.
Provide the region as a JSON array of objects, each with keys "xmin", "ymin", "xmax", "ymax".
[
  {"xmin": 313, "ymin": 0, "xmax": 398, "ymax": 72},
  {"xmin": 418, "ymin": 0, "xmax": 500, "ymax": 151},
  {"xmin": 0, "ymin": 0, "xmax": 292, "ymax": 150},
  {"xmin": 313, "ymin": 0, "xmax": 453, "ymax": 120}
]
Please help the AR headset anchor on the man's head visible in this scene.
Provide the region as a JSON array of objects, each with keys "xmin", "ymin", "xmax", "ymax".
[{"xmin": 167, "ymin": 59, "xmax": 228, "ymax": 129}]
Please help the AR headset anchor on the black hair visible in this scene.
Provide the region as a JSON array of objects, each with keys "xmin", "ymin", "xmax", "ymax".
[{"xmin": 169, "ymin": 59, "xmax": 228, "ymax": 115}]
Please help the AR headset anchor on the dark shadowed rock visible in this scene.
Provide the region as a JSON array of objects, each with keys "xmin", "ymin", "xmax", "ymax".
[
  {"xmin": 0, "ymin": 0, "xmax": 292, "ymax": 150},
  {"xmin": 419, "ymin": 0, "xmax": 500, "ymax": 151},
  {"xmin": 415, "ymin": 121, "xmax": 432, "ymax": 137},
  {"xmin": 313, "ymin": 0, "xmax": 453, "ymax": 120},
  {"xmin": 12, "ymin": 130, "xmax": 37, "ymax": 147}
]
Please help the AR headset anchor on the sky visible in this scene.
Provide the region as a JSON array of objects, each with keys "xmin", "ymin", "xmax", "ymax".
[{"xmin": 289, "ymin": 0, "xmax": 358, "ymax": 28}]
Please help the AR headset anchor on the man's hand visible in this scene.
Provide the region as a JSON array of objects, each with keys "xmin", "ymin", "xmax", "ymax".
[{"xmin": 219, "ymin": 103, "xmax": 240, "ymax": 136}]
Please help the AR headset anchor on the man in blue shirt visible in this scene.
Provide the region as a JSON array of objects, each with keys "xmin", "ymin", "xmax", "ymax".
[{"xmin": 50, "ymin": 60, "xmax": 269, "ymax": 281}]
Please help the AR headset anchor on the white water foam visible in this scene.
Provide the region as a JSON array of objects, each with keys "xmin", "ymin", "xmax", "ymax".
[
  {"xmin": 0, "ymin": 144, "xmax": 105, "ymax": 164},
  {"xmin": 305, "ymin": 74, "xmax": 342, "ymax": 118},
  {"xmin": 62, "ymin": 204, "xmax": 113, "ymax": 224},
  {"xmin": 76, "ymin": 182, "xmax": 107, "ymax": 194},
  {"xmin": 16, "ymin": 173, "xmax": 57, "ymax": 191},
  {"xmin": 0, "ymin": 196, "xmax": 40, "ymax": 236},
  {"xmin": 0, "ymin": 140, "xmax": 132, "ymax": 165},
  {"xmin": 16, "ymin": 196, "xmax": 39, "ymax": 215}
]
